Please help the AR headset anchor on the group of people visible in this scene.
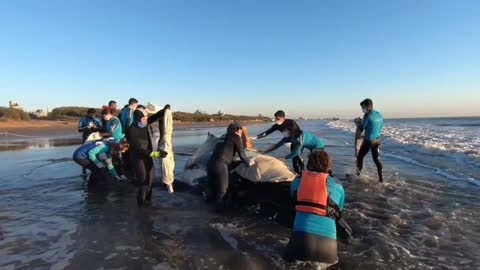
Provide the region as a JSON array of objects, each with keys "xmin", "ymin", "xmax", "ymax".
[
  {"xmin": 73, "ymin": 96, "xmax": 384, "ymax": 265},
  {"xmin": 73, "ymin": 98, "xmax": 175, "ymax": 206},
  {"xmin": 206, "ymin": 98, "xmax": 383, "ymax": 264}
]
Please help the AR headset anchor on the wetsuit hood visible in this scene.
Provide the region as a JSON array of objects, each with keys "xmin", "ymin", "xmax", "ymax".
[{"xmin": 133, "ymin": 107, "xmax": 148, "ymax": 127}]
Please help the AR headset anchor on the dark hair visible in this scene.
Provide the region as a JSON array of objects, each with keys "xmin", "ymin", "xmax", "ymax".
[
  {"xmin": 136, "ymin": 104, "xmax": 145, "ymax": 109},
  {"xmin": 106, "ymin": 140, "xmax": 129, "ymax": 151},
  {"xmin": 108, "ymin": 100, "xmax": 117, "ymax": 107},
  {"xmin": 101, "ymin": 108, "xmax": 113, "ymax": 115},
  {"xmin": 227, "ymin": 121, "xmax": 243, "ymax": 134},
  {"xmin": 128, "ymin": 98, "xmax": 138, "ymax": 105},
  {"xmin": 285, "ymin": 120, "xmax": 301, "ymax": 137},
  {"xmin": 274, "ymin": 110, "xmax": 285, "ymax": 118},
  {"xmin": 307, "ymin": 150, "xmax": 332, "ymax": 173},
  {"xmin": 164, "ymin": 104, "xmax": 171, "ymax": 110},
  {"xmin": 87, "ymin": 108, "xmax": 96, "ymax": 114},
  {"xmin": 360, "ymin": 98, "xmax": 373, "ymax": 108}
]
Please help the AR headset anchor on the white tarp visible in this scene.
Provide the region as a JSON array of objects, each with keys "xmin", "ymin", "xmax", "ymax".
[
  {"xmin": 182, "ymin": 133, "xmax": 297, "ymax": 185},
  {"xmin": 84, "ymin": 132, "xmax": 102, "ymax": 143},
  {"xmin": 159, "ymin": 108, "xmax": 175, "ymax": 186},
  {"xmin": 234, "ymin": 150, "xmax": 297, "ymax": 183}
]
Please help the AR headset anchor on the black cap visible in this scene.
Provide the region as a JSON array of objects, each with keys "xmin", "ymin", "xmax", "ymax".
[{"xmin": 227, "ymin": 121, "xmax": 243, "ymax": 134}]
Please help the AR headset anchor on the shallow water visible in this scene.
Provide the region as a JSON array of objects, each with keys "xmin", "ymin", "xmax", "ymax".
[{"xmin": 0, "ymin": 119, "xmax": 479, "ymax": 269}]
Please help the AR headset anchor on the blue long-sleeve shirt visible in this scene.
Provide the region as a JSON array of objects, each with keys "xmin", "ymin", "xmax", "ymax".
[
  {"xmin": 362, "ymin": 109, "xmax": 383, "ymax": 140},
  {"xmin": 269, "ymin": 130, "xmax": 325, "ymax": 159},
  {"xmin": 290, "ymin": 175, "xmax": 345, "ymax": 239},
  {"xmin": 77, "ymin": 116, "xmax": 102, "ymax": 132}
]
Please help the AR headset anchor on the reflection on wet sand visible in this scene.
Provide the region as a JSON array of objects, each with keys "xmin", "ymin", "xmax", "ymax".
[{"xmin": 0, "ymin": 138, "xmax": 81, "ymax": 151}]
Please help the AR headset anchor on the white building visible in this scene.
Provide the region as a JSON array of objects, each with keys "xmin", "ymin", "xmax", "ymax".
[
  {"xmin": 146, "ymin": 102, "xmax": 161, "ymax": 114},
  {"xmin": 9, "ymin": 100, "xmax": 23, "ymax": 110}
]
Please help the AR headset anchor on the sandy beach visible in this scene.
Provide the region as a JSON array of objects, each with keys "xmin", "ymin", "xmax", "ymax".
[
  {"xmin": 0, "ymin": 120, "xmax": 78, "ymax": 139},
  {"xmin": 0, "ymin": 119, "xmax": 270, "ymax": 141}
]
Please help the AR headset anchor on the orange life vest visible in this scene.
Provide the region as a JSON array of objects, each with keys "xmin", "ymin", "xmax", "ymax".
[{"xmin": 295, "ymin": 170, "xmax": 329, "ymax": 216}]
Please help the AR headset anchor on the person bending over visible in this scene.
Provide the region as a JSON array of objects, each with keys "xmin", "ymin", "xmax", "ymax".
[
  {"xmin": 264, "ymin": 121, "xmax": 325, "ymax": 175},
  {"xmin": 251, "ymin": 110, "xmax": 303, "ymax": 173},
  {"xmin": 207, "ymin": 121, "xmax": 254, "ymax": 211}
]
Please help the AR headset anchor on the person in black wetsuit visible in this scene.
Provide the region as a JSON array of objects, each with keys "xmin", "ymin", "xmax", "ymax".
[
  {"xmin": 207, "ymin": 121, "xmax": 255, "ymax": 211},
  {"xmin": 250, "ymin": 110, "xmax": 303, "ymax": 173},
  {"xmin": 125, "ymin": 106, "xmax": 166, "ymax": 206}
]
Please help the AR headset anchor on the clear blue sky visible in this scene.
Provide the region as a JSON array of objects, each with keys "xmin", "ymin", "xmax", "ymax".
[{"xmin": 0, "ymin": 0, "xmax": 478, "ymax": 118}]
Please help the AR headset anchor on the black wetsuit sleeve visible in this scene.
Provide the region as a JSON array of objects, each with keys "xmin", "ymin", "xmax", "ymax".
[
  {"xmin": 266, "ymin": 137, "xmax": 290, "ymax": 153},
  {"xmin": 256, "ymin": 124, "xmax": 278, "ymax": 139},
  {"xmin": 147, "ymin": 109, "xmax": 164, "ymax": 125},
  {"xmin": 233, "ymin": 135, "xmax": 250, "ymax": 166}
]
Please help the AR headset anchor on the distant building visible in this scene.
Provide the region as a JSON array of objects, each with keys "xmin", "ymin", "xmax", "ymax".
[
  {"xmin": 30, "ymin": 109, "xmax": 48, "ymax": 118},
  {"xmin": 145, "ymin": 102, "xmax": 161, "ymax": 114},
  {"xmin": 9, "ymin": 100, "xmax": 23, "ymax": 110}
]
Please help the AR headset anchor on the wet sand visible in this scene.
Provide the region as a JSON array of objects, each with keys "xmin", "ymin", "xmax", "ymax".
[{"xmin": 0, "ymin": 120, "xmax": 78, "ymax": 140}]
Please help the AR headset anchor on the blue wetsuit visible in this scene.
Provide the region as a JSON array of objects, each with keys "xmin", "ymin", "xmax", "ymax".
[
  {"xmin": 106, "ymin": 116, "xmax": 124, "ymax": 142},
  {"xmin": 362, "ymin": 109, "xmax": 383, "ymax": 140},
  {"xmin": 357, "ymin": 109, "xmax": 384, "ymax": 181},
  {"xmin": 73, "ymin": 139, "xmax": 118, "ymax": 177},
  {"xmin": 268, "ymin": 130, "xmax": 325, "ymax": 160},
  {"xmin": 120, "ymin": 107, "xmax": 134, "ymax": 132}
]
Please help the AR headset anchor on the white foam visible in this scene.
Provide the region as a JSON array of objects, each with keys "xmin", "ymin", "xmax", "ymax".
[
  {"xmin": 383, "ymin": 152, "xmax": 479, "ymax": 185},
  {"xmin": 328, "ymin": 119, "xmax": 480, "ymax": 183},
  {"xmin": 327, "ymin": 119, "xmax": 480, "ymax": 159}
]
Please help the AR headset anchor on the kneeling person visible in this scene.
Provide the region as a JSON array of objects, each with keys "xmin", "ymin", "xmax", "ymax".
[{"xmin": 285, "ymin": 150, "xmax": 345, "ymax": 264}]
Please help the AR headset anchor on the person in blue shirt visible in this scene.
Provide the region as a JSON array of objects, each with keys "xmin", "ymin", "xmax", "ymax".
[
  {"xmin": 120, "ymin": 98, "xmax": 138, "ymax": 133},
  {"xmin": 284, "ymin": 150, "xmax": 345, "ymax": 264},
  {"xmin": 72, "ymin": 139, "xmax": 129, "ymax": 180},
  {"xmin": 101, "ymin": 108, "xmax": 124, "ymax": 142},
  {"xmin": 77, "ymin": 108, "xmax": 102, "ymax": 175},
  {"xmin": 78, "ymin": 108, "xmax": 102, "ymax": 142},
  {"xmin": 356, "ymin": 98, "xmax": 384, "ymax": 182},
  {"xmin": 264, "ymin": 120, "xmax": 325, "ymax": 174}
]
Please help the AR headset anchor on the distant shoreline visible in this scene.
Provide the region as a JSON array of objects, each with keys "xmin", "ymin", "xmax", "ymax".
[{"xmin": 0, "ymin": 119, "xmax": 271, "ymax": 141}]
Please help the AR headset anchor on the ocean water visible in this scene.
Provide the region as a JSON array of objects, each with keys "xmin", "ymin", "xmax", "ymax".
[{"xmin": 0, "ymin": 118, "xmax": 479, "ymax": 270}]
